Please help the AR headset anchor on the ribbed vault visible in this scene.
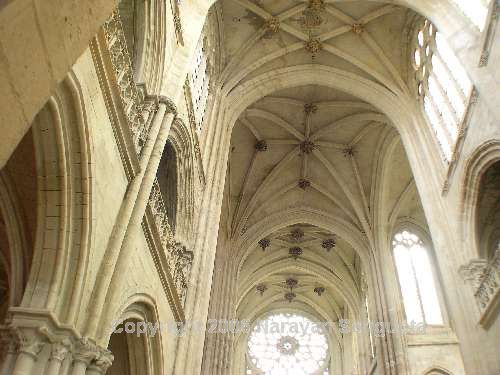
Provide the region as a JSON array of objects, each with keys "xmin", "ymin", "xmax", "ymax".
[{"xmin": 209, "ymin": 0, "xmax": 432, "ymax": 373}]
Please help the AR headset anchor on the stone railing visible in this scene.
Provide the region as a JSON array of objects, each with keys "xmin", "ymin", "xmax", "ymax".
[
  {"xmin": 148, "ymin": 178, "xmax": 193, "ymax": 305},
  {"xmin": 474, "ymin": 250, "xmax": 499, "ymax": 312},
  {"xmin": 103, "ymin": 10, "xmax": 154, "ymax": 155}
]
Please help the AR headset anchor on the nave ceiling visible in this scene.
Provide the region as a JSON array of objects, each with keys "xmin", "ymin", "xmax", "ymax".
[{"xmin": 211, "ymin": 1, "xmax": 431, "ymax": 323}]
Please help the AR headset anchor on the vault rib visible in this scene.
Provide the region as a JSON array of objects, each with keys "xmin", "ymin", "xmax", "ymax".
[{"xmin": 247, "ymin": 108, "xmax": 305, "ymax": 140}]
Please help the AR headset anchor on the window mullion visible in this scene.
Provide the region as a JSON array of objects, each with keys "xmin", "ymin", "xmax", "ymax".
[
  {"xmin": 425, "ymin": 94, "xmax": 454, "ymax": 150},
  {"xmin": 429, "ymin": 70, "xmax": 460, "ymax": 126},
  {"xmin": 408, "ymin": 248, "xmax": 428, "ymax": 326},
  {"xmin": 432, "ymin": 51, "xmax": 467, "ymax": 103}
]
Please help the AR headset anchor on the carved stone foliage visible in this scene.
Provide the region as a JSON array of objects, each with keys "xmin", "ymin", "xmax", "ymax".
[
  {"xmin": 256, "ymin": 284, "xmax": 267, "ymax": 296},
  {"xmin": 258, "ymin": 238, "xmax": 271, "ymax": 251},
  {"xmin": 321, "ymin": 238, "xmax": 336, "ymax": 251},
  {"xmin": 255, "ymin": 140, "xmax": 268, "ymax": 152},
  {"xmin": 475, "ymin": 250, "xmax": 500, "ymax": 312},
  {"xmin": 290, "ymin": 228, "xmax": 304, "ymax": 241},
  {"xmin": 304, "ymin": 38, "xmax": 322, "ymax": 56},
  {"xmin": 314, "ymin": 286, "xmax": 325, "ymax": 296},
  {"xmin": 300, "ymin": 140, "xmax": 315, "ymax": 154},
  {"xmin": 289, "ymin": 247, "xmax": 303, "ymax": 260},
  {"xmin": 460, "ymin": 249, "xmax": 500, "ymax": 317},
  {"xmin": 148, "ymin": 178, "xmax": 193, "ymax": 306},
  {"xmin": 266, "ymin": 17, "xmax": 281, "ymax": 33},
  {"xmin": 103, "ymin": 11, "xmax": 158, "ymax": 155},
  {"xmin": 298, "ymin": 179, "xmax": 311, "ymax": 190}
]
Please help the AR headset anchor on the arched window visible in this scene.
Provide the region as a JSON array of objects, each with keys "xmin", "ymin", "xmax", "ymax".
[
  {"xmin": 189, "ymin": 35, "xmax": 211, "ymax": 133},
  {"xmin": 393, "ymin": 230, "xmax": 444, "ymax": 326},
  {"xmin": 476, "ymin": 161, "xmax": 500, "ymax": 261},
  {"xmin": 412, "ymin": 20, "xmax": 473, "ymax": 161},
  {"xmin": 157, "ymin": 141, "xmax": 178, "ymax": 233},
  {"xmin": 450, "ymin": 0, "xmax": 490, "ymax": 31},
  {"xmin": 246, "ymin": 312, "xmax": 329, "ymax": 374}
]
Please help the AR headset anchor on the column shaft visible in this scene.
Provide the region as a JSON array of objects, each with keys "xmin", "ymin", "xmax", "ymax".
[
  {"xmin": 0, "ymin": 351, "xmax": 17, "ymax": 375},
  {"xmin": 11, "ymin": 352, "xmax": 37, "ymax": 375},
  {"xmin": 70, "ymin": 361, "xmax": 88, "ymax": 375},
  {"xmin": 85, "ymin": 99, "xmax": 175, "ymax": 337}
]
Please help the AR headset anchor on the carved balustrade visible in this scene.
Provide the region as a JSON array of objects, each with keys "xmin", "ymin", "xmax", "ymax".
[
  {"xmin": 474, "ymin": 249, "xmax": 500, "ymax": 312},
  {"xmin": 148, "ymin": 179, "xmax": 193, "ymax": 306},
  {"xmin": 103, "ymin": 10, "xmax": 155, "ymax": 155}
]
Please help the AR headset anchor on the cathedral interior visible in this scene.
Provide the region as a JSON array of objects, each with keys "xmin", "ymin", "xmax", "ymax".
[{"xmin": 0, "ymin": 0, "xmax": 499, "ymax": 374}]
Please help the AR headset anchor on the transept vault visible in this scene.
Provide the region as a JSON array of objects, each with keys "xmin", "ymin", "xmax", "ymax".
[{"xmin": 0, "ymin": 0, "xmax": 499, "ymax": 375}]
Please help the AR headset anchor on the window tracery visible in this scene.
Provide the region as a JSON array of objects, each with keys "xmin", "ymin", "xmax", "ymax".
[
  {"xmin": 412, "ymin": 20, "xmax": 473, "ymax": 161},
  {"xmin": 189, "ymin": 36, "xmax": 211, "ymax": 133},
  {"xmin": 246, "ymin": 313, "xmax": 329, "ymax": 375},
  {"xmin": 393, "ymin": 230, "xmax": 444, "ymax": 326}
]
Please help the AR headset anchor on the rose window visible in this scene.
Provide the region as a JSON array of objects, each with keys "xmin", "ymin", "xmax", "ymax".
[{"xmin": 247, "ymin": 313, "xmax": 329, "ymax": 374}]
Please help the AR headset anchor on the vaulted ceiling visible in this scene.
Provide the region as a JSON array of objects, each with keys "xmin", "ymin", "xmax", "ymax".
[{"xmin": 214, "ymin": 0, "xmax": 428, "ymax": 325}]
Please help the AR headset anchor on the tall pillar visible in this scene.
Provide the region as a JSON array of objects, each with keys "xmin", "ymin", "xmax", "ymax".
[{"xmin": 85, "ymin": 97, "xmax": 177, "ymax": 338}]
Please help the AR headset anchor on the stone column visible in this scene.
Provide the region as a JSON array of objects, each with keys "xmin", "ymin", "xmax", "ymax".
[
  {"xmin": 70, "ymin": 339, "xmax": 98, "ymax": 375},
  {"xmin": 44, "ymin": 341, "xmax": 70, "ymax": 375},
  {"xmin": 86, "ymin": 349, "xmax": 114, "ymax": 375},
  {"xmin": 11, "ymin": 339, "xmax": 44, "ymax": 375},
  {"xmin": 85, "ymin": 97, "xmax": 177, "ymax": 338},
  {"xmin": 0, "ymin": 331, "xmax": 19, "ymax": 375}
]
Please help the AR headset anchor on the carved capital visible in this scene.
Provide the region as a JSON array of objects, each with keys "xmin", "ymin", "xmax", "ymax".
[
  {"xmin": 0, "ymin": 326, "xmax": 20, "ymax": 356},
  {"xmin": 72, "ymin": 337, "xmax": 98, "ymax": 365},
  {"xmin": 18, "ymin": 336, "xmax": 44, "ymax": 359},
  {"xmin": 90, "ymin": 349, "xmax": 114, "ymax": 373},
  {"xmin": 158, "ymin": 96, "xmax": 178, "ymax": 116},
  {"xmin": 50, "ymin": 340, "xmax": 71, "ymax": 362}
]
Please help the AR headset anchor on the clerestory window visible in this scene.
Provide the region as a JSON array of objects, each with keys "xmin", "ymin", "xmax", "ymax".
[
  {"xmin": 412, "ymin": 20, "xmax": 473, "ymax": 161},
  {"xmin": 393, "ymin": 230, "xmax": 444, "ymax": 326}
]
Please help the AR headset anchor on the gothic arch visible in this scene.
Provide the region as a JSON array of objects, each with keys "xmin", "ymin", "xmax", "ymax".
[
  {"xmin": 164, "ymin": 118, "xmax": 199, "ymax": 243},
  {"xmin": 0, "ymin": 168, "xmax": 32, "ymax": 317},
  {"xmin": 461, "ymin": 140, "xmax": 500, "ymax": 261},
  {"xmin": 106, "ymin": 295, "xmax": 165, "ymax": 375},
  {"xmin": 235, "ymin": 206, "xmax": 371, "ymax": 266},
  {"xmin": 220, "ymin": 66, "xmax": 443, "ymax": 184},
  {"xmin": 19, "ymin": 73, "xmax": 96, "ymax": 327}
]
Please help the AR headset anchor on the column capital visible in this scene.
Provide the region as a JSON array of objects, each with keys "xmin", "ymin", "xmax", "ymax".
[
  {"xmin": 157, "ymin": 96, "xmax": 178, "ymax": 116},
  {"xmin": 14, "ymin": 328, "xmax": 45, "ymax": 359},
  {"xmin": 88, "ymin": 349, "xmax": 114, "ymax": 374},
  {"xmin": 0, "ymin": 326, "xmax": 20, "ymax": 358},
  {"xmin": 49, "ymin": 340, "xmax": 71, "ymax": 362},
  {"xmin": 72, "ymin": 337, "xmax": 99, "ymax": 365}
]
